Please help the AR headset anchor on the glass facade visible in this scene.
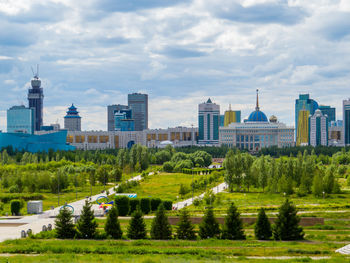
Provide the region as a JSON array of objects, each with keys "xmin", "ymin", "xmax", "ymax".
[
  {"xmin": 7, "ymin": 106, "xmax": 35, "ymax": 134},
  {"xmin": 344, "ymin": 102, "xmax": 350, "ymax": 145},
  {"xmin": 28, "ymin": 77, "xmax": 44, "ymax": 131},
  {"xmin": 295, "ymin": 94, "xmax": 318, "ymax": 143},
  {"xmin": 128, "ymin": 93, "xmax": 148, "ymax": 131},
  {"xmin": 318, "ymin": 105, "xmax": 335, "ymax": 123}
]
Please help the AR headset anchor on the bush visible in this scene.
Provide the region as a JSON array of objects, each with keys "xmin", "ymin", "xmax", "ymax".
[
  {"xmin": 163, "ymin": 162, "xmax": 174, "ymax": 173},
  {"xmin": 115, "ymin": 196, "xmax": 130, "ymax": 216},
  {"xmin": 9, "ymin": 185, "xmax": 20, "ymax": 193},
  {"xmin": 129, "ymin": 199, "xmax": 140, "ymax": 215},
  {"xmin": 151, "ymin": 198, "xmax": 162, "ymax": 211},
  {"xmin": 11, "ymin": 200, "xmax": 21, "ymax": 216},
  {"xmin": 140, "ymin": 198, "xmax": 151, "ymax": 214},
  {"xmin": 163, "ymin": 200, "xmax": 173, "ymax": 211},
  {"xmin": 0, "ymin": 193, "xmax": 44, "ymax": 203}
]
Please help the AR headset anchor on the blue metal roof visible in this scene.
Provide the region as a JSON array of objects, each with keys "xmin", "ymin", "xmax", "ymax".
[{"xmin": 247, "ymin": 110, "xmax": 268, "ymax": 122}]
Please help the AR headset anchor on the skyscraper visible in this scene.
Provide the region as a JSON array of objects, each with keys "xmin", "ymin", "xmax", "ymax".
[
  {"xmin": 309, "ymin": 109, "xmax": 328, "ymax": 146},
  {"xmin": 28, "ymin": 70, "xmax": 44, "ymax": 131},
  {"xmin": 128, "ymin": 93, "xmax": 148, "ymax": 131},
  {"xmin": 198, "ymin": 98, "xmax": 220, "ymax": 145},
  {"xmin": 107, "ymin": 104, "xmax": 129, "ymax": 131},
  {"xmin": 296, "ymin": 109, "xmax": 309, "ymax": 146},
  {"xmin": 295, "ymin": 94, "xmax": 318, "ymax": 144},
  {"xmin": 223, "ymin": 104, "xmax": 241, "ymax": 126},
  {"xmin": 64, "ymin": 104, "xmax": 81, "ymax": 131},
  {"xmin": 343, "ymin": 99, "xmax": 350, "ymax": 146},
  {"xmin": 318, "ymin": 105, "xmax": 336, "ymax": 123},
  {"xmin": 7, "ymin": 105, "xmax": 35, "ymax": 134}
]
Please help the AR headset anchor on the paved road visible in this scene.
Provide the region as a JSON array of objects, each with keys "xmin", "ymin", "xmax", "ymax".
[
  {"xmin": 173, "ymin": 182, "xmax": 228, "ymax": 210},
  {"xmin": 0, "ymin": 173, "xmax": 150, "ymax": 242}
]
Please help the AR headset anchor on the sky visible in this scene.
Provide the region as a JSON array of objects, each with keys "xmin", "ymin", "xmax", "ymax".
[{"xmin": 0, "ymin": 0, "xmax": 350, "ymax": 131}]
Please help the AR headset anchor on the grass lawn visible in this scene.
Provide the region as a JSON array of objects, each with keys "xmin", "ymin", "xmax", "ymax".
[{"xmin": 126, "ymin": 172, "xmax": 223, "ymax": 201}]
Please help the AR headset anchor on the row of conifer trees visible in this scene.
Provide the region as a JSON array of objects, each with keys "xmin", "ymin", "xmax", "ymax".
[{"xmin": 54, "ymin": 199, "xmax": 304, "ymax": 240}]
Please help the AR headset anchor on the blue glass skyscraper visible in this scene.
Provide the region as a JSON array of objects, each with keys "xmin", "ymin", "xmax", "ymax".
[
  {"xmin": 28, "ymin": 72, "xmax": 44, "ymax": 131},
  {"xmin": 7, "ymin": 105, "xmax": 35, "ymax": 134},
  {"xmin": 128, "ymin": 93, "xmax": 148, "ymax": 131},
  {"xmin": 295, "ymin": 94, "xmax": 318, "ymax": 143}
]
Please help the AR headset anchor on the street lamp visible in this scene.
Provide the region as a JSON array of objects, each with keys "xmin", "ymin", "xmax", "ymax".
[{"xmin": 323, "ymin": 191, "xmax": 325, "ymax": 199}]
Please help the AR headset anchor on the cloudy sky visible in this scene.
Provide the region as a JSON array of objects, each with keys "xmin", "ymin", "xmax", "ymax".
[{"xmin": 0, "ymin": 0, "xmax": 349, "ymax": 131}]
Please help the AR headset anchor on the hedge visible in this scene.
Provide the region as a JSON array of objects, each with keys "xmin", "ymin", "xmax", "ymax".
[
  {"xmin": 115, "ymin": 196, "xmax": 130, "ymax": 216},
  {"xmin": 129, "ymin": 199, "xmax": 140, "ymax": 215},
  {"xmin": 140, "ymin": 198, "xmax": 151, "ymax": 214},
  {"xmin": 151, "ymin": 198, "xmax": 162, "ymax": 211},
  {"xmin": 0, "ymin": 193, "xmax": 44, "ymax": 203},
  {"xmin": 11, "ymin": 200, "xmax": 21, "ymax": 215},
  {"xmin": 163, "ymin": 200, "xmax": 173, "ymax": 211}
]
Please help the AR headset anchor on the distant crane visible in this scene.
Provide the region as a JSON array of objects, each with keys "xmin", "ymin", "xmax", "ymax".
[{"xmin": 31, "ymin": 64, "xmax": 39, "ymax": 79}]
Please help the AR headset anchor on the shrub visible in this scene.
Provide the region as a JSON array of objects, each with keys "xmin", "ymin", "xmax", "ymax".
[
  {"xmin": 163, "ymin": 200, "xmax": 173, "ymax": 211},
  {"xmin": 105, "ymin": 206, "xmax": 122, "ymax": 239},
  {"xmin": 115, "ymin": 196, "xmax": 130, "ymax": 216},
  {"xmin": 221, "ymin": 203, "xmax": 245, "ymax": 240},
  {"xmin": 140, "ymin": 198, "xmax": 151, "ymax": 214},
  {"xmin": 9, "ymin": 185, "xmax": 20, "ymax": 193},
  {"xmin": 254, "ymin": 208, "xmax": 272, "ymax": 240},
  {"xmin": 150, "ymin": 203, "xmax": 172, "ymax": 240},
  {"xmin": 199, "ymin": 207, "xmax": 220, "ymax": 239},
  {"xmin": 55, "ymin": 206, "xmax": 76, "ymax": 239},
  {"xmin": 163, "ymin": 162, "xmax": 174, "ymax": 173},
  {"xmin": 76, "ymin": 200, "xmax": 98, "ymax": 239},
  {"xmin": 129, "ymin": 199, "xmax": 140, "ymax": 215},
  {"xmin": 176, "ymin": 209, "xmax": 196, "ymax": 240},
  {"xmin": 151, "ymin": 198, "xmax": 162, "ymax": 211},
  {"xmin": 127, "ymin": 207, "xmax": 147, "ymax": 239},
  {"xmin": 11, "ymin": 200, "xmax": 21, "ymax": 216}
]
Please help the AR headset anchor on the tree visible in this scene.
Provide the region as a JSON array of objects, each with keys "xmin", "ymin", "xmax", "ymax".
[
  {"xmin": 278, "ymin": 174, "xmax": 294, "ymax": 195},
  {"xmin": 140, "ymin": 198, "xmax": 151, "ymax": 214},
  {"xmin": 176, "ymin": 209, "xmax": 196, "ymax": 240},
  {"xmin": 55, "ymin": 206, "xmax": 76, "ymax": 239},
  {"xmin": 224, "ymin": 150, "xmax": 235, "ymax": 192},
  {"xmin": 127, "ymin": 207, "xmax": 147, "ymax": 239},
  {"xmin": 312, "ymin": 173, "xmax": 323, "ymax": 197},
  {"xmin": 221, "ymin": 203, "xmax": 245, "ymax": 240},
  {"xmin": 254, "ymin": 208, "xmax": 272, "ymax": 240},
  {"xmin": 179, "ymin": 184, "xmax": 190, "ymax": 197},
  {"xmin": 115, "ymin": 196, "xmax": 130, "ymax": 216},
  {"xmin": 199, "ymin": 207, "xmax": 220, "ymax": 239},
  {"xmin": 109, "ymin": 168, "xmax": 122, "ymax": 182},
  {"xmin": 76, "ymin": 200, "xmax": 98, "ymax": 239},
  {"xmin": 150, "ymin": 203, "xmax": 172, "ymax": 240},
  {"xmin": 105, "ymin": 206, "xmax": 122, "ymax": 239},
  {"xmin": 273, "ymin": 199, "xmax": 304, "ymax": 240}
]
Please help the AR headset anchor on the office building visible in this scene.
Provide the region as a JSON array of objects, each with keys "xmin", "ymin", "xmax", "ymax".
[
  {"xmin": 329, "ymin": 121, "xmax": 343, "ymax": 146},
  {"xmin": 198, "ymin": 98, "xmax": 220, "ymax": 145},
  {"xmin": 107, "ymin": 104, "xmax": 129, "ymax": 131},
  {"xmin": 295, "ymin": 94, "xmax": 318, "ymax": 144},
  {"xmin": 318, "ymin": 105, "xmax": 336, "ymax": 123},
  {"xmin": 223, "ymin": 105, "xmax": 241, "ymax": 126},
  {"xmin": 28, "ymin": 71, "xmax": 44, "ymax": 131},
  {"xmin": 7, "ymin": 105, "xmax": 35, "ymax": 134},
  {"xmin": 220, "ymin": 115, "xmax": 225, "ymax": 127},
  {"xmin": 309, "ymin": 109, "xmax": 328, "ymax": 146},
  {"xmin": 344, "ymin": 99, "xmax": 350, "ymax": 146},
  {"xmin": 220, "ymin": 90, "xmax": 294, "ymax": 150},
  {"xmin": 128, "ymin": 93, "xmax": 148, "ymax": 131},
  {"xmin": 64, "ymin": 104, "xmax": 81, "ymax": 131}
]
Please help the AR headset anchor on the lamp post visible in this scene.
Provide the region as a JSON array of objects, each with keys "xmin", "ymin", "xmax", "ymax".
[
  {"xmin": 75, "ymin": 173, "xmax": 78, "ymax": 200},
  {"xmin": 323, "ymin": 191, "xmax": 325, "ymax": 199},
  {"xmin": 57, "ymin": 174, "xmax": 60, "ymax": 207}
]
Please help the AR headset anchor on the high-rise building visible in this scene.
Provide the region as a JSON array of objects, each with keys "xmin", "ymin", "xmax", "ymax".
[
  {"xmin": 296, "ymin": 109, "xmax": 309, "ymax": 146},
  {"xmin": 220, "ymin": 115, "xmax": 225, "ymax": 127},
  {"xmin": 318, "ymin": 105, "xmax": 336, "ymax": 123},
  {"xmin": 64, "ymin": 104, "xmax": 81, "ymax": 131},
  {"xmin": 7, "ymin": 105, "xmax": 35, "ymax": 134},
  {"xmin": 343, "ymin": 99, "xmax": 350, "ymax": 146},
  {"xmin": 295, "ymin": 94, "xmax": 318, "ymax": 144},
  {"xmin": 309, "ymin": 109, "xmax": 328, "ymax": 146},
  {"xmin": 223, "ymin": 105, "xmax": 241, "ymax": 126},
  {"xmin": 28, "ymin": 71, "xmax": 44, "ymax": 131},
  {"xmin": 107, "ymin": 104, "xmax": 129, "ymax": 131},
  {"xmin": 128, "ymin": 93, "xmax": 148, "ymax": 131},
  {"xmin": 198, "ymin": 98, "xmax": 220, "ymax": 145}
]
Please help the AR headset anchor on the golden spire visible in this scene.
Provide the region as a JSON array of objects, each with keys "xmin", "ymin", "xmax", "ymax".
[{"xmin": 256, "ymin": 89, "xmax": 260, "ymax": 111}]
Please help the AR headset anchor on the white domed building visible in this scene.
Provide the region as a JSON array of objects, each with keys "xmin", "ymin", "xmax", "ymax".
[{"xmin": 219, "ymin": 90, "xmax": 294, "ymax": 151}]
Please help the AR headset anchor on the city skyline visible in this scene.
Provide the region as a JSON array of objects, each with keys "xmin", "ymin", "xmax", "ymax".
[{"xmin": 0, "ymin": 1, "xmax": 350, "ymax": 131}]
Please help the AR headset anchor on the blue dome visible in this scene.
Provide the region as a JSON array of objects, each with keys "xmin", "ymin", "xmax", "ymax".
[{"xmin": 247, "ymin": 110, "xmax": 268, "ymax": 122}]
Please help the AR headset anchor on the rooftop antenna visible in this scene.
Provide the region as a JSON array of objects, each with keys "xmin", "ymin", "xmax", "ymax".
[{"xmin": 31, "ymin": 64, "xmax": 39, "ymax": 79}]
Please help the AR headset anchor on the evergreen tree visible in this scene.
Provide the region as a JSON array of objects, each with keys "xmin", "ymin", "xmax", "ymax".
[
  {"xmin": 150, "ymin": 203, "xmax": 172, "ymax": 239},
  {"xmin": 221, "ymin": 203, "xmax": 245, "ymax": 240},
  {"xmin": 55, "ymin": 206, "xmax": 76, "ymax": 239},
  {"xmin": 254, "ymin": 208, "xmax": 272, "ymax": 240},
  {"xmin": 199, "ymin": 207, "xmax": 220, "ymax": 239},
  {"xmin": 76, "ymin": 200, "xmax": 98, "ymax": 239},
  {"xmin": 176, "ymin": 209, "xmax": 196, "ymax": 240},
  {"xmin": 273, "ymin": 199, "xmax": 304, "ymax": 240},
  {"xmin": 127, "ymin": 207, "xmax": 147, "ymax": 239},
  {"xmin": 105, "ymin": 206, "xmax": 122, "ymax": 239}
]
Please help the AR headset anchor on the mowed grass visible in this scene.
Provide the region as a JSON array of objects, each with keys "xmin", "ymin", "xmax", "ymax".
[
  {"xmin": 182, "ymin": 190, "xmax": 350, "ymax": 216},
  {"xmin": 127, "ymin": 172, "xmax": 223, "ymax": 201}
]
